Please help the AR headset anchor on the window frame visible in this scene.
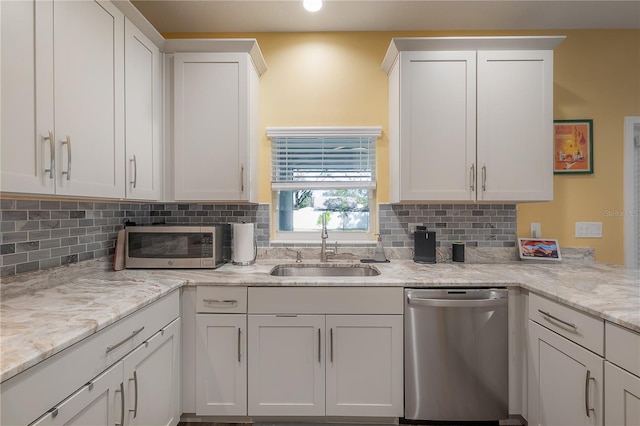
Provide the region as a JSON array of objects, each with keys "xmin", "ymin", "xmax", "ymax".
[{"xmin": 267, "ymin": 126, "xmax": 382, "ymax": 243}]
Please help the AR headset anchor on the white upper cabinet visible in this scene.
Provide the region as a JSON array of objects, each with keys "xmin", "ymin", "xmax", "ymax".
[
  {"xmin": 477, "ymin": 50, "xmax": 554, "ymax": 201},
  {"xmin": 1, "ymin": 0, "xmax": 125, "ymax": 198},
  {"xmin": 170, "ymin": 41, "xmax": 266, "ymax": 202},
  {"xmin": 383, "ymin": 36, "xmax": 564, "ymax": 203},
  {"xmin": 392, "ymin": 50, "xmax": 477, "ymax": 201},
  {"xmin": 124, "ymin": 18, "xmax": 162, "ymax": 200},
  {"xmin": 1, "ymin": 0, "xmax": 54, "ymax": 194}
]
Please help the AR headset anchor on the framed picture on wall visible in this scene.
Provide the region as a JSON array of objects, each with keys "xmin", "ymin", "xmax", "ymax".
[{"xmin": 554, "ymin": 119, "xmax": 594, "ymax": 174}]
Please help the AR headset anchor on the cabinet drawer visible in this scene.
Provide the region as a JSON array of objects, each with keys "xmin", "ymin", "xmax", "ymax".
[
  {"xmin": 606, "ymin": 322, "xmax": 640, "ymax": 377},
  {"xmin": 1, "ymin": 290, "xmax": 179, "ymax": 426},
  {"xmin": 248, "ymin": 287, "xmax": 403, "ymax": 314},
  {"xmin": 529, "ymin": 293, "xmax": 604, "ymax": 355},
  {"xmin": 197, "ymin": 286, "xmax": 247, "ymax": 313}
]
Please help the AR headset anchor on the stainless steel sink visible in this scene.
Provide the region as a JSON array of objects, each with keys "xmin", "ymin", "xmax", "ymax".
[{"xmin": 269, "ymin": 264, "xmax": 381, "ymax": 277}]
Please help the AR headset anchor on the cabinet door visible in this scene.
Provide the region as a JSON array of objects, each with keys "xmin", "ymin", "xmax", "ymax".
[
  {"xmin": 477, "ymin": 50, "xmax": 553, "ymax": 201},
  {"xmin": 605, "ymin": 361, "xmax": 640, "ymax": 426},
  {"xmin": 398, "ymin": 51, "xmax": 477, "ymax": 201},
  {"xmin": 173, "ymin": 53, "xmax": 249, "ymax": 201},
  {"xmin": 195, "ymin": 314, "xmax": 247, "ymax": 415},
  {"xmin": 1, "ymin": 0, "xmax": 55, "ymax": 194},
  {"xmin": 247, "ymin": 315, "xmax": 325, "ymax": 416},
  {"xmin": 124, "ymin": 19, "xmax": 161, "ymax": 201},
  {"xmin": 528, "ymin": 321, "xmax": 603, "ymax": 426},
  {"xmin": 53, "ymin": 0, "xmax": 124, "ymax": 198},
  {"xmin": 30, "ymin": 362, "xmax": 123, "ymax": 426},
  {"xmin": 325, "ymin": 315, "xmax": 403, "ymax": 417},
  {"xmin": 123, "ymin": 318, "xmax": 180, "ymax": 426}
]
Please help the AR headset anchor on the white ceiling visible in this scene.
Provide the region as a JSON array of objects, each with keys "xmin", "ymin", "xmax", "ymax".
[{"xmin": 130, "ymin": 0, "xmax": 640, "ymax": 33}]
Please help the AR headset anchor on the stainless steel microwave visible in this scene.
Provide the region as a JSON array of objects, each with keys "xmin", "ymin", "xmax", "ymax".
[{"xmin": 125, "ymin": 225, "xmax": 230, "ymax": 269}]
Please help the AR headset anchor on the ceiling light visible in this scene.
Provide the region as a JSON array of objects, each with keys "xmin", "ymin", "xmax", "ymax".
[{"xmin": 303, "ymin": 0, "xmax": 323, "ymax": 12}]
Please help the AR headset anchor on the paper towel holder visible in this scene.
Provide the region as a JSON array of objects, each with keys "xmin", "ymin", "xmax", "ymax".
[{"xmin": 232, "ymin": 222, "xmax": 257, "ymax": 266}]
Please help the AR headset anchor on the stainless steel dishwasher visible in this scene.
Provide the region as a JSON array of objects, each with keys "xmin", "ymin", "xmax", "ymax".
[{"xmin": 404, "ymin": 288, "xmax": 508, "ymax": 422}]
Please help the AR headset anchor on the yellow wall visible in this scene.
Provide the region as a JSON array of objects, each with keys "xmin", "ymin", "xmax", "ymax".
[{"xmin": 165, "ymin": 30, "xmax": 640, "ymax": 265}]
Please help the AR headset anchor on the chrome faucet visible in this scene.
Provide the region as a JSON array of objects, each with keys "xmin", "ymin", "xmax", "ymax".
[{"xmin": 320, "ymin": 213, "xmax": 337, "ymax": 262}]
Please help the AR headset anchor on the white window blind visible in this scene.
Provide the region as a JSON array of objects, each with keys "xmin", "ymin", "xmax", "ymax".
[{"xmin": 267, "ymin": 127, "xmax": 382, "ymax": 190}]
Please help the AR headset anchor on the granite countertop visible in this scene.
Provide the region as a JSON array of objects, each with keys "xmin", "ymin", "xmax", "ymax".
[{"xmin": 1, "ymin": 258, "xmax": 639, "ymax": 383}]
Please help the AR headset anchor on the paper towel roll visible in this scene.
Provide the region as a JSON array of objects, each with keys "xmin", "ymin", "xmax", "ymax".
[{"xmin": 232, "ymin": 222, "xmax": 256, "ymax": 265}]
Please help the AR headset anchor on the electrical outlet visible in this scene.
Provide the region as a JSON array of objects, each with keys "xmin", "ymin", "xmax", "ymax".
[
  {"xmin": 530, "ymin": 223, "xmax": 541, "ymax": 238},
  {"xmin": 408, "ymin": 223, "xmax": 422, "ymax": 235},
  {"xmin": 575, "ymin": 222, "xmax": 603, "ymax": 238}
]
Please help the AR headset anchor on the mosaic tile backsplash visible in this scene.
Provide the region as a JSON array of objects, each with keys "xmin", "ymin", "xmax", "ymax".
[
  {"xmin": 379, "ymin": 203, "xmax": 517, "ymax": 248},
  {"xmin": 0, "ymin": 199, "xmax": 269, "ymax": 278},
  {"xmin": 0, "ymin": 198, "xmax": 516, "ymax": 277}
]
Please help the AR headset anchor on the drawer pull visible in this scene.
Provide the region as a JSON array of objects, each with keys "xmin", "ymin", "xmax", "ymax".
[
  {"xmin": 61, "ymin": 136, "xmax": 72, "ymax": 180},
  {"xmin": 585, "ymin": 369, "xmax": 596, "ymax": 417},
  {"xmin": 330, "ymin": 328, "xmax": 334, "ymax": 363},
  {"xmin": 238, "ymin": 328, "xmax": 242, "ymax": 363},
  {"xmin": 115, "ymin": 382, "xmax": 124, "ymax": 426},
  {"xmin": 130, "ymin": 370, "xmax": 139, "ymax": 418},
  {"xmin": 106, "ymin": 326, "xmax": 145, "ymax": 353},
  {"xmin": 203, "ymin": 298, "xmax": 237, "ymax": 305},
  {"xmin": 44, "ymin": 131, "xmax": 55, "ymax": 179},
  {"xmin": 49, "ymin": 407, "xmax": 59, "ymax": 418},
  {"xmin": 318, "ymin": 328, "xmax": 321, "ymax": 363},
  {"xmin": 538, "ymin": 309, "xmax": 578, "ymax": 332},
  {"xmin": 470, "ymin": 163, "xmax": 475, "ymax": 192}
]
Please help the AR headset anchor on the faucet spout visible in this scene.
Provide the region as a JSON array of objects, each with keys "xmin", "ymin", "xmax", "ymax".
[{"xmin": 320, "ymin": 213, "xmax": 337, "ymax": 262}]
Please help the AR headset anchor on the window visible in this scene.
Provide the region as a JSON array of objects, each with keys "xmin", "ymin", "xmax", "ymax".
[{"xmin": 267, "ymin": 127, "xmax": 381, "ymax": 241}]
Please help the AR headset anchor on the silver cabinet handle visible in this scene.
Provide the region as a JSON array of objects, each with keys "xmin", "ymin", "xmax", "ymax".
[
  {"xmin": 330, "ymin": 328, "xmax": 334, "ymax": 363},
  {"xmin": 240, "ymin": 164, "xmax": 245, "ymax": 193},
  {"xmin": 238, "ymin": 327, "xmax": 242, "ymax": 363},
  {"xmin": 585, "ymin": 369, "xmax": 595, "ymax": 417},
  {"xmin": 203, "ymin": 298, "xmax": 237, "ymax": 305},
  {"xmin": 106, "ymin": 327, "xmax": 144, "ymax": 353},
  {"xmin": 481, "ymin": 165, "xmax": 486, "ymax": 192},
  {"xmin": 130, "ymin": 155, "xmax": 137, "ymax": 189},
  {"xmin": 61, "ymin": 136, "xmax": 72, "ymax": 180},
  {"xmin": 44, "ymin": 131, "xmax": 55, "ymax": 179},
  {"xmin": 538, "ymin": 309, "xmax": 578, "ymax": 332},
  {"xmin": 129, "ymin": 370, "xmax": 139, "ymax": 418},
  {"xmin": 407, "ymin": 296, "xmax": 507, "ymax": 308},
  {"xmin": 115, "ymin": 382, "xmax": 125, "ymax": 426},
  {"xmin": 470, "ymin": 164, "xmax": 475, "ymax": 192},
  {"xmin": 318, "ymin": 328, "xmax": 321, "ymax": 363}
]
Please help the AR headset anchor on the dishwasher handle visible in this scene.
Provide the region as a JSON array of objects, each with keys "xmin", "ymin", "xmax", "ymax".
[{"xmin": 407, "ymin": 296, "xmax": 507, "ymax": 308}]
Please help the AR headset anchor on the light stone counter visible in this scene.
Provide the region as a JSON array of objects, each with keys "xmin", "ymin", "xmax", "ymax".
[{"xmin": 1, "ymin": 258, "xmax": 639, "ymax": 383}]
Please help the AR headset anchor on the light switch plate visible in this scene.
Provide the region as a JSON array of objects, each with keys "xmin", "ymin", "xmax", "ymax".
[
  {"xmin": 530, "ymin": 223, "xmax": 541, "ymax": 238},
  {"xmin": 575, "ymin": 222, "xmax": 603, "ymax": 238}
]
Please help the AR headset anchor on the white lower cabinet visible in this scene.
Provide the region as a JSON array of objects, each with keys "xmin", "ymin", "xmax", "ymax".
[
  {"xmin": 605, "ymin": 322, "xmax": 640, "ymax": 425},
  {"xmin": 247, "ymin": 315, "xmax": 326, "ymax": 416},
  {"xmin": 1, "ymin": 291, "xmax": 180, "ymax": 426},
  {"xmin": 30, "ymin": 362, "xmax": 124, "ymax": 426},
  {"xmin": 195, "ymin": 314, "xmax": 247, "ymax": 416},
  {"xmin": 528, "ymin": 321, "xmax": 603, "ymax": 426},
  {"xmin": 325, "ymin": 315, "xmax": 403, "ymax": 417},
  {"xmin": 247, "ymin": 313, "xmax": 403, "ymax": 417},
  {"xmin": 30, "ymin": 317, "xmax": 181, "ymax": 426},
  {"xmin": 605, "ymin": 361, "xmax": 640, "ymax": 425},
  {"xmin": 122, "ymin": 318, "xmax": 181, "ymax": 426}
]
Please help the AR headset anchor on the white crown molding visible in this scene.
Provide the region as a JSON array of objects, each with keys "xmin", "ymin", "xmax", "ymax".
[{"xmin": 381, "ymin": 36, "xmax": 566, "ymax": 73}]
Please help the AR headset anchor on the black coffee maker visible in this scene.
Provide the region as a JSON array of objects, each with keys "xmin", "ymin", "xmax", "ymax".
[{"xmin": 414, "ymin": 226, "xmax": 436, "ymax": 264}]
